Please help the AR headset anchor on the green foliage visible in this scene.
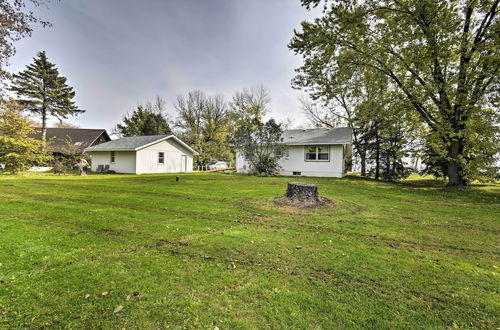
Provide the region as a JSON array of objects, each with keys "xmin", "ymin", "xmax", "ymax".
[
  {"xmin": 290, "ymin": 0, "xmax": 499, "ymax": 186},
  {"xmin": 115, "ymin": 100, "xmax": 172, "ymax": 137},
  {"xmin": 0, "ymin": 99, "xmax": 51, "ymax": 173},
  {"xmin": 234, "ymin": 118, "xmax": 287, "ymax": 176},
  {"xmin": 9, "ymin": 51, "xmax": 84, "ymax": 143},
  {"xmin": 423, "ymin": 106, "xmax": 500, "ymax": 182},
  {"xmin": 301, "ymin": 66, "xmax": 419, "ymax": 181},
  {"xmin": 0, "ymin": 0, "xmax": 51, "ymax": 82},
  {"xmin": 173, "ymin": 87, "xmax": 272, "ymax": 167},
  {"xmin": 229, "ymin": 85, "xmax": 270, "ymax": 127},
  {"xmin": 175, "ymin": 90, "xmax": 233, "ymax": 165}
]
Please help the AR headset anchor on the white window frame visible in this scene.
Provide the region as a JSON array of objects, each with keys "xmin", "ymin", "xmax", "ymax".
[
  {"xmin": 305, "ymin": 145, "xmax": 330, "ymax": 162},
  {"xmin": 158, "ymin": 151, "xmax": 165, "ymax": 165},
  {"xmin": 110, "ymin": 151, "xmax": 115, "ymax": 163}
]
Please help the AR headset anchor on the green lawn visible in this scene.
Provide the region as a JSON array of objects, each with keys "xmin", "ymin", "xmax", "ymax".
[{"xmin": 0, "ymin": 173, "xmax": 498, "ymax": 328}]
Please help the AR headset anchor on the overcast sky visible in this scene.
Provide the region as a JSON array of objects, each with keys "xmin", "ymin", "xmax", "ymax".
[{"xmin": 8, "ymin": 0, "xmax": 320, "ymax": 131}]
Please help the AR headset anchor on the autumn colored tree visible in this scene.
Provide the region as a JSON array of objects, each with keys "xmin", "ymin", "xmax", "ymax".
[
  {"xmin": 0, "ymin": 99, "xmax": 51, "ymax": 173},
  {"xmin": 0, "ymin": 0, "xmax": 51, "ymax": 82}
]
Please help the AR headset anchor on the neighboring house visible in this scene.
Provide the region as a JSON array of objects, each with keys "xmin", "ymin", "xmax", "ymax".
[
  {"xmin": 28, "ymin": 128, "xmax": 111, "ymax": 155},
  {"xmin": 84, "ymin": 135, "xmax": 198, "ymax": 174},
  {"xmin": 0, "ymin": 127, "xmax": 110, "ymax": 156},
  {"xmin": 236, "ymin": 127, "xmax": 352, "ymax": 177}
]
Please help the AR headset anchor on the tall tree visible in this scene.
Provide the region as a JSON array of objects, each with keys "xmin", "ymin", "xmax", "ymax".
[
  {"xmin": 9, "ymin": 51, "xmax": 84, "ymax": 146},
  {"xmin": 201, "ymin": 94, "xmax": 233, "ymax": 164},
  {"xmin": 229, "ymin": 86, "xmax": 272, "ymax": 153},
  {"xmin": 174, "ymin": 90, "xmax": 232, "ymax": 165},
  {"xmin": 0, "ymin": 0, "xmax": 51, "ymax": 82},
  {"xmin": 0, "ymin": 99, "xmax": 51, "ymax": 173},
  {"xmin": 230, "ymin": 85, "xmax": 271, "ymax": 124},
  {"xmin": 300, "ymin": 66, "xmax": 418, "ymax": 180},
  {"xmin": 115, "ymin": 96, "xmax": 172, "ymax": 137},
  {"xmin": 174, "ymin": 90, "xmax": 207, "ymax": 163},
  {"xmin": 299, "ymin": 67, "xmax": 370, "ymax": 175},
  {"xmin": 290, "ymin": 0, "xmax": 499, "ymax": 186}
]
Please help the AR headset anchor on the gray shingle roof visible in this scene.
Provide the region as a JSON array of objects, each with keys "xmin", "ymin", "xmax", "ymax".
[
  {"xmin": 282, "ymin": 127, "xmax": 352, "ymax": 145},
  {"xmin": 85, "ymin": 135, "xmax": 168, "ymax": 151},
  {"xmin": 85, "ymin": 135, "xmax": 198, "ymax": 155},
  {"xmin": 0, "ymin": 127, "xmax": 110, "ymax": 153},
  {"xmin": 84, "ymin": 135, "xmax": 198, "ymax": 155}
]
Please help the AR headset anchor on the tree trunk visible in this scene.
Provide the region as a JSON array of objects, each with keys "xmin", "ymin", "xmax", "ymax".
[
  {"xmin": 286, "ymin": 182, "xmax": 319, "ymax": 200},
  {"xmin": 375, "ymin": 131, "xmax": 380, "ymax": 180},
  {"xmin": 41, "ymin": 110, "xmax": 47, "ymax": 151},
  {"xmin": 360, "ymin": 152, "xmax": 366, "ymax": 177},
  {"xmin": 445, "ymin": 140, "xmax": 467, "ymax": 186}
]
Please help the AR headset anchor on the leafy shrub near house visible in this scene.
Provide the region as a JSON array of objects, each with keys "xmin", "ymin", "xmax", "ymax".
[{"xmin": 234, "ymin": 118, "xmax": 287, "ymax": 176}]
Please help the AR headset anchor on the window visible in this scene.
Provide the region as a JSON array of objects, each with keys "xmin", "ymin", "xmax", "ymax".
[
  {"xmin": 293, "ymin": 171, "xmax": 302, "ymax": 176},
  {"xmin": 158, "ymin": 152, "xmax": 165, "ymax": 164},
  {"xmin": 305, "ymin": 146, "xmax": 329, "ymax": 161},
  {"xmin": 110, "ymin": 151, "xmax": 115, "ymax": 163},
  {"xmin": 318, "ymin": 146, "xmax": 329, "ymax": 160},
  {"xmin": 305, "ymin": 146, "xmax": 317, "ymax": 160}
]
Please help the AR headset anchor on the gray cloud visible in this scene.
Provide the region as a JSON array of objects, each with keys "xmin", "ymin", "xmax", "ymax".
[{"xmin": 9, "ymin": 0, "xmax": 319, "ymax": 131}]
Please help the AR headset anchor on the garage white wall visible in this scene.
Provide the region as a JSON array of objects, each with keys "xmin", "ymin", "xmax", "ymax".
[
  {"xmin": 135, "ymin": 139, "xmax": 194, "ymax": 174},
  {"xmin": 236, "ymin": 144, "xmax": 347, "ymax": 177},
  {"xmin": 90, "ymin": 151, "xmax": 137, "ymax": 173}
]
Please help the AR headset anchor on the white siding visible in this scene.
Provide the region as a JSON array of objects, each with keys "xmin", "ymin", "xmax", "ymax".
[
  {"xmin": 90, "ymin": 151, "xmax": 136, "ymax": 173},
  {"xmin": 236, "ymin": 144, "xmax": 348, "ymax": 178},
  {"xmin": 236, "ymin": 150, "xmax": 251, "ymax": 173},
  {"xmin": 135, "ymin": 139, "xmax": 194, "ymax": 174}
]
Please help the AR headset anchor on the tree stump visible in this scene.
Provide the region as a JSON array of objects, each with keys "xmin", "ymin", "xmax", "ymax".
[{"xmin": 285, "ymin": 182, "xmax": 319, "ymax": 201}]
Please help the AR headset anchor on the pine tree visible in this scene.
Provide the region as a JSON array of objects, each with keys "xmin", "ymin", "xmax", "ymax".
[{"xmin": 9, "ymin": 51, "xmax": 84, "ymax": 146}]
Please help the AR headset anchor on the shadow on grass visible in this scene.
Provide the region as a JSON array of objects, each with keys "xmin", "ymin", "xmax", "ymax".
[{"xmin": 346, "ymin": 174, "xmax": 498, "ymax": 189}]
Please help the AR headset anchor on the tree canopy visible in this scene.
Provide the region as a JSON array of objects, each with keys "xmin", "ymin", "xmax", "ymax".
[
  {"xmin": 0, "ymin": 99, "xmax": 51, "ymax": 173},
  {"xmin": 174, "ymin": 90, "xmax": 232, "ymax": 165},
  {"xmin": 9, "ymin": 51, "xmax": 84, "ymax": 145},
  {"xmin": 0, "ymin": 0, "xmax": 51, "ymax": 82},
  {"xmin": 115, "ymin": 96, "xmax": 172, "ymax": 137},
  {"xmin": 290, "ymin": 0, "xmax": 499, "ymax": 185}
]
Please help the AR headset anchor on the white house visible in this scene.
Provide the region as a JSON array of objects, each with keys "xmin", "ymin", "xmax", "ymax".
[
  {"xmin": 236, "ymin": 127, "xmax": 352, "ymax": 177},
  {"xmin": 84, "ymin": 135, "xmax": 198, "ymax": 174}
]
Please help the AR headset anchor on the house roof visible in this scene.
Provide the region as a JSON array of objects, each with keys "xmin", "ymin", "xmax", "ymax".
[
  {"xmin": 0, "ymin": 127, "xmax": 110, "ymax": 153},
  {"xmin": 282, "ymin": 127, "xmax": 352, "ymax": 145},
  {"xmin": 84, "ymin": 135, "xmax": 199, "ymax": 155}
]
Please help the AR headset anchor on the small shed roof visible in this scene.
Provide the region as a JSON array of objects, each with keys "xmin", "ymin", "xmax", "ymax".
[
  {"xmin": 283, "ymin": 127, "xmax": 352, "ymax": 145},
  {"xmin": 84, "ymin": 135, "xmax": 199, "ymax": 155}
]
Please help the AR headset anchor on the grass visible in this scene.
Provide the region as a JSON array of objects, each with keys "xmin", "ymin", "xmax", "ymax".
[{"xmin": 0, "ymin": 172, "xmax": 498, "ymax": 329}]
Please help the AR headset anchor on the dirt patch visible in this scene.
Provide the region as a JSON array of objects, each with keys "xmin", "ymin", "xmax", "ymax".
[{"xmin": 273, "ymin": 195, "xmax": 335, "ymax": 209}]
